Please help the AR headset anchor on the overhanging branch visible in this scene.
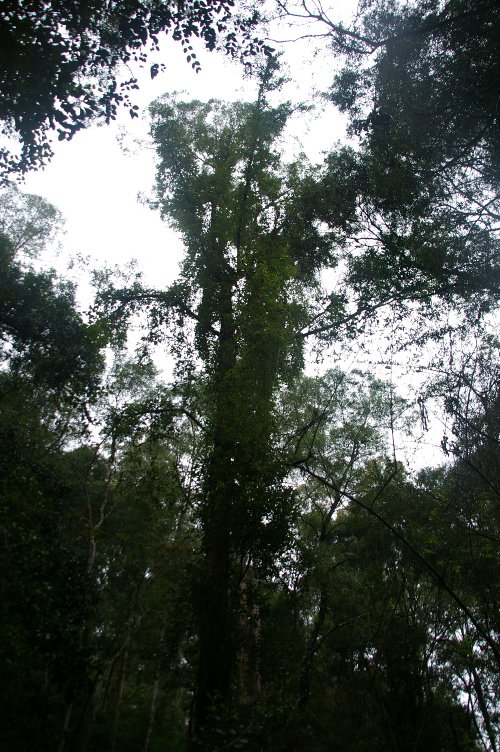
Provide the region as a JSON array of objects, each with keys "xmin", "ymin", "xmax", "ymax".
[{"xmin": 297, "ymin": 463, "xmax": 500, "ymax": 668}]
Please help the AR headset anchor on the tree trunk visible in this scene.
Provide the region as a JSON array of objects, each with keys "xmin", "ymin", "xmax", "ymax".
[
  {"xmin": 57, "ymin": 698, "xmax": 74, "ymax": 752},
  {"xmin": 298, "ymin": 589, "xmax": 328, "ymax": 707},
  {"xmin": 110, "ymin": 635, "xmax": 132, "ymax": 752},
  {"xmin": 237, "ymin": 574, "xmax": 262, "ymax": 707},
  {"xmin": 191, "ymin": 239, "xmax": 239, "ymax": 739},
  {"xmin": 472, "ymin": 666, "xmax": 497, "ymax": 752},
  {"xmin": 143, "ymin": 621, "xmax": 168, "ymax": 752}
]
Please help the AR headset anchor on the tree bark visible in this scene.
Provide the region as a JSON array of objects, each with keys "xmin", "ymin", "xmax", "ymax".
[
  {"xmin": 298, "ymin": 589, "xmax": 328, "ymax": 707},
  {"xmin": 237, "ymin": 574, "xmax": 262, "ymax": 707},
  {"xmin": 109, "ymin": 636, "xmax": 131, "ymax": 752},
  {"xmin": 143, "ymin": 621, "xmax": 168, "ymax": 752},
  {"xmin": 472, "ymin": 666, "xmax": 497, "ymax": 752},
  {"xmin": 57, "ymin": 698, "xmax": 74, "ymax": 752},
  {"xmin": 191, "ymin": 232, "xmax": 239, "ymax": 739}
]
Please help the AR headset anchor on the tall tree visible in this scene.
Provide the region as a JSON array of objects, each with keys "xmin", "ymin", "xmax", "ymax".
[
  {"xmin": 272, "ymin": 1, "xmax": 499, "ymax": 349},
  {"xmin": 0, "ymin": 189, "xmax": 106, "ymax": 751},
  {"xmin": 143, "ymin": 60, "xmax": 340, "ymax": 743}
]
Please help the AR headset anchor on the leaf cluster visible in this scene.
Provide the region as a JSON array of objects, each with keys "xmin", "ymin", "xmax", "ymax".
[{"xmin": 0, "ymin": 0, "xmax": 270, "ymax": 174}]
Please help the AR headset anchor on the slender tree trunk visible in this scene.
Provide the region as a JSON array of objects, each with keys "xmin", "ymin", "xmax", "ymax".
[
  {"xmin": 57, "ymin": 698, "xmax": 74, "ymax": 752},
  {"xmin": 298, "ymin": 589, "xmax": 328, "ymax": 707},
  {"xmin": 143, "ymin": 621, "xmax": 168, "ymax": 752},
  {"xmin": 110, "ymin": 635, "xmax": 132, "ymax": 752},
  {"xmin": 78, "ymin": 673, "xmax": 106, "ymax": 752},
  {"xmin": 77, "ymin": 630, "xmax": 135, "ymax": 752},
  {"xmin": 472, "ymin": 666, "xmax": 497, "ymax": 752}
]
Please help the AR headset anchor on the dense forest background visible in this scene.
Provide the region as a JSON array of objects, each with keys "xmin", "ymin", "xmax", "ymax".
[{"xmin": 1, "ymin": 2, "xmax": 499, "ymax": 751}]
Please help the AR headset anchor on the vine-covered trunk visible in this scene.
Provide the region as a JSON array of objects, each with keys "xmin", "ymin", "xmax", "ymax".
[
  {"xmin": 149, "ymin": 69, "xmax": 316, "ymax": 745},
  {"xmin": 192, "ymin": 241, "xmax": 239, "ymax": 736}
]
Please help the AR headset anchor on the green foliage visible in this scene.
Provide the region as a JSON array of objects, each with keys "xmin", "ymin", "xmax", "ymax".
[
  {"xmin": 0, "ymin": 0, "xmax": 270, "ymax": 175},
  {"xmin": 1, "ymin": 250, "xmax": 101, "ymax": 401},
  {"xmin": 336, "ymin": 1, "xmax": 500, "ymax": 189},
  {"xmin": 278, "ymin": 466, "xmax": 485, "ymax": 752},
  {"xmin": 275, "ymin": 0, "xmax": 499, "ymax": 350},
  {"xmin": 0, "ymin": 182, "xmax": 64, "ymax": 256}
]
